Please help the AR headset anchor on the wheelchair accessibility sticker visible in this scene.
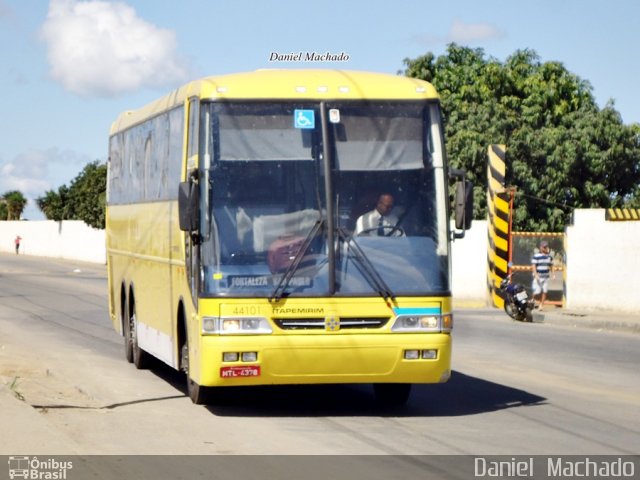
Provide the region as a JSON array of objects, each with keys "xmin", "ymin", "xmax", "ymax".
[{"xmin": 294, "ymin": 109, "xmax": 315, "ymax": 129}]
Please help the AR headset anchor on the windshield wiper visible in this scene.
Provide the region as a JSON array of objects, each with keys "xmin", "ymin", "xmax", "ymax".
[
  {"xmin": 336, "ymin": 228, "xmax": 395, "ymax": 302},
  {"xmin": 269, "ymin": 218, "xmax": 324, "ymax": 302}
]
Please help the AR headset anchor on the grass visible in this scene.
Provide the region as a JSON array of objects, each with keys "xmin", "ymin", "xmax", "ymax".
[{"xmin": 8, "ymin": 376, "xmax": 25, "ymax": 401}]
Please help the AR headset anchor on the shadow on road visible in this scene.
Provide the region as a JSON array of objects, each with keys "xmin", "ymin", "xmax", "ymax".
[{"xmin": 150, "ymin": 363, "xmax": 546, "ymax": 417}]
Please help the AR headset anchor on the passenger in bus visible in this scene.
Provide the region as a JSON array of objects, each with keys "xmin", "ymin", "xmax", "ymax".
[{"xmin": 354, "ymin": 193, "xmax": 402, "ymax": 236}]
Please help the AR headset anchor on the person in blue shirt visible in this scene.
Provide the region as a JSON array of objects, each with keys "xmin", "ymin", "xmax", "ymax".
[{"xmin": 531, "ymin": 240, "xmax": 554, "ymax": 310}]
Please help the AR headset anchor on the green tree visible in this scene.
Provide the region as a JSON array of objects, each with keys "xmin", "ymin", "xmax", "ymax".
[
  {"xmin": 1, "ymin": 191, "xmax": 28, "ymax": 220},
  {"xmin": 36, "ymin": 185, "xmax": 73, "ymax": 222},
  {"xmin": 402, "ymin": 44, "xmax": 640, "ymax": 231},
  {"xmin": 36, "ymin": 161, "xmax": 107, "ymax": 229},
  {"xmin": 68, "ymin": 161, "xmax": 107, "ymax": 229}
]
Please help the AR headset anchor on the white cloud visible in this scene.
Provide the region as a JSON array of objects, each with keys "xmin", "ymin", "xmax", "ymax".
[
  {"xmin": 413, "ymin": 19, "xmax": 505, "ymax": 47},
  {"xmin": 0, "ymin": 148, "xmax": 91, "ymax": 220},
  {"xmin": 0, "ymin": 0, "xmax": 12, "ymax": 19},
  {"xmin": 1, "ymin": 151, "xmax": 51, "ymax": 196},
  {"xmin": 0, "ymin": 1, "xmax": 12, "ymax": 19},
  {"xmin": 447, "ymin": 19, "xmax": 505, "ymax": 44},
  {"xmin": 0, "ymin": 148, "xmax": 90, "ymax": 215},
  {"xmin": 40, "ymin": 0, "xmax": 190, "ymax": 97}
]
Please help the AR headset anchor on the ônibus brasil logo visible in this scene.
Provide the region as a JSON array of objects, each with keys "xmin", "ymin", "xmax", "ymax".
[{"xmin": 8, "ymin": 456, "xmax": 73, "ymax": 479}]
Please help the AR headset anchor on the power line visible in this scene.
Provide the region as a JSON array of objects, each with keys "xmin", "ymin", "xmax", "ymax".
[{"xmin": 514, "ymin": 191, "xmax": 573, "ymax": 211}]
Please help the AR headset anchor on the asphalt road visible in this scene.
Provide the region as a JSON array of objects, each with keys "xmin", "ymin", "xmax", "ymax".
[{"xmin": 1, "ymin": 252, "xmax": 639, "ymax": 457}]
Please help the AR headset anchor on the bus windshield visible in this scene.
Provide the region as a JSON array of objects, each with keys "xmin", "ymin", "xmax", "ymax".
[{"xmin": 199, "ymin": 101, "xmax": 450, "ymax": 298}]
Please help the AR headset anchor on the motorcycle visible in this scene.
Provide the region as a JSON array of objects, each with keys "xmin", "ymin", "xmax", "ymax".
[{"xmin": 498, "ymin": 272, "xmax": 534, "ymax": 322}]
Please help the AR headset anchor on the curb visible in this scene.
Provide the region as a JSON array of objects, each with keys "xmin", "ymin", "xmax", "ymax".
[
  {"xmin": 455, "ymin": 306, "xmax": 640, "ymax": 334},
  {"xmin": 540, "ymin": 310, "xmax": 640, "ymax": 334}
]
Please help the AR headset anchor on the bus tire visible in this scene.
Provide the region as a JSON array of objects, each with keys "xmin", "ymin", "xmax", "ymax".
[
  {"xmin": 373, "ymin": 383, "xmax": 412, "ymax": 406},
  {"xmin": 180, "ymin": 336, "xmax": 208, "ymax": 404},
  {"xmin": 128, "ymin": 296, "xmax": 151, "ymax": 369},
  {"xmin": 122, "ymin": 290, "xmax": 133, "ymax": 363}
]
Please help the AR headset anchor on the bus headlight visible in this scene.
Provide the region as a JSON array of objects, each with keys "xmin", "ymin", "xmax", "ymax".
[
  {"xmin": 202, "ymin": 317, "xmax": 273, "ymax": 335},
  {"xmin": 391, "ymin": 314, "xmax": 452, "ymax": 333}
]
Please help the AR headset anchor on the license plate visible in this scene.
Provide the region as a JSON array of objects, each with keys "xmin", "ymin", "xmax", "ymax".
[
  {"xmin": 516, "ymin": 291, "xmax": 528, "ymax": 301},
  {"xmin": 220, "ymin": 366, "xmax": 261, "ymax": 378}
]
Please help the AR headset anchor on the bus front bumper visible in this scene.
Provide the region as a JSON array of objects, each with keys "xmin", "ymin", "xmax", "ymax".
[{"xmin": 195, "ymin": 333, "xmax": 452, "ymax": 387}]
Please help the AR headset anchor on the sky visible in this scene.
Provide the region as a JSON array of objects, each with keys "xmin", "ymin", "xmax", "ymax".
[{"xmin": 1, "ymin": 0, "xmax": 639, "ymax": 220}]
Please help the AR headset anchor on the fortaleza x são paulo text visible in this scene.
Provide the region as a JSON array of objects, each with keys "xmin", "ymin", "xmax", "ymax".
[{"xmin": 269, "ymin": 51, "xmax": 350, "ymax": 62}]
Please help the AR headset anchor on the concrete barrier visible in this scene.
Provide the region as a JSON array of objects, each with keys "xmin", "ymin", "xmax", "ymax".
[
  {"xmin": 565, "ymin": 209, "xmax": 640, "ymax": 313},
  {"xmin": 0, "ymin": 220, "xmax": 105, "ymax": 264}
]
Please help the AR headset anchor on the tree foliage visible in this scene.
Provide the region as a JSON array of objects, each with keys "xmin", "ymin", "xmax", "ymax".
[
  {"xmin": 36, "ymin": 161, "xmax": 107, "ymax": 229},
  {"xmin": 0, "ymin": 190, "xmax": 28, "ymax": 220},
  {"xmin": 402, "ymin": 44, "xmax": 640, "ymax": 231},
  {"xmin": 36, "ymin": 185, "xmax": 72, "ymax": 222}
]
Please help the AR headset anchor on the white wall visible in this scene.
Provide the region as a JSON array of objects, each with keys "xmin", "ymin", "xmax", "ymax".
[
  {"xmin": 451, "ymin": 219, "xmax": 488, "ymax": 306},
  {"xmin": 451, "ymin": 210, "xmax": 640, "ymax": 311},
  {"xmin": 565, "ymin": 209, "xmax": 640, "ymax": 313},
  {"xmin": 1, "ymin": 210, "xmax": 638, "ymax": 312},
  {"xmin": 0, "ymin": 220, "xmax": 105, "ymax": 264},
  {"xmin": 0, "ymin": 217, "xmax": 490, "ymax": 302}
]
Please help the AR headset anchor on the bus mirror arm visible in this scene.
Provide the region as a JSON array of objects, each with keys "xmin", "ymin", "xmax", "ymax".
[
  {"xmin": 449, "ymin": 168, "xmax": 473, "ymax": 237},
  {"xmin": 178, "ymin": 178, "xmax": 200, "ymax": 232}
]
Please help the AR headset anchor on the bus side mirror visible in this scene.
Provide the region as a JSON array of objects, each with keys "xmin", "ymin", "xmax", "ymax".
[
  {"xmin": 449, "ymin": 167, "xmax": 473, "ymax": 239},
  {"xmin": 455, "ymin": 180, "xmax": 474, "ymax": 231},
  {"xmin": 178, "ymin": 181, "xmax": 200, "ymax": 232}
]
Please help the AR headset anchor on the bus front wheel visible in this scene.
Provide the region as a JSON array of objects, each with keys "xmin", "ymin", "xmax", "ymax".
[{"xmin": 180, "ymin": 339, "xmax": 208, "ymax": 405}]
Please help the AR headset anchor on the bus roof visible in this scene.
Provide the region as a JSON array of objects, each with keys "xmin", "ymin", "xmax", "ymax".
[{"xmin": 110, "ymin": 69, "xmax": 439, "ymax": 134}]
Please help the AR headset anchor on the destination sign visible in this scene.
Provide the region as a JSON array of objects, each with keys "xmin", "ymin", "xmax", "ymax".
[{"xmin": 228, "ymin": 275, "xmax": 313, "ymax": 288}]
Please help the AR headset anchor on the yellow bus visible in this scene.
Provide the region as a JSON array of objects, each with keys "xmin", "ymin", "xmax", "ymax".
[{"xmin": 107, "ymin": 69, "xmax": 473, "ymax": 405}]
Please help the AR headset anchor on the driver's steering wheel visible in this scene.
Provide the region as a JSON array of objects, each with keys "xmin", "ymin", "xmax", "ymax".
[{"xmin": 357, "ymin": 225, "xmax": 405, "ymax": 237}]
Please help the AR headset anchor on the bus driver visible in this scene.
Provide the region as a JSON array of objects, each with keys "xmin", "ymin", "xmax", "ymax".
[{"xmin": 354, "ymin": 193, "xmax": 402, "ymax": 236}]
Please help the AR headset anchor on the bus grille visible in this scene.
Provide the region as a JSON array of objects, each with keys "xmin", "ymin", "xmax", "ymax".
[{"xmin": 274, "ymin": 317, "xmax": 390, "ymax": 330}]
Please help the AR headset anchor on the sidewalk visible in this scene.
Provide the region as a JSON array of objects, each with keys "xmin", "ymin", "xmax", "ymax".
[{"xmin": 538, "ymin": 306, "xmax": 640, "ymax": 334}]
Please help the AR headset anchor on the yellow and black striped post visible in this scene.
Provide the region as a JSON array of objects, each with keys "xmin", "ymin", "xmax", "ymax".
[
  {"xmin": 486, "ymin": 145, "xmax": 511, "ymax": 308},
  {"xmin": 605, "ymin": 208, "xmax": 640, "ymax": 221}
]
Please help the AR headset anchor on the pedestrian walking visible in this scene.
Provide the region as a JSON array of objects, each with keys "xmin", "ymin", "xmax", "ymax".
[{"xmin": 531, "ymin": 240, "xmax": 554, "ymax": 310}]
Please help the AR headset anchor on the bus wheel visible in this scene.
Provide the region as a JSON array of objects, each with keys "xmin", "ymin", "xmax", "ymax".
[
  {"xmin": 123, "ymin": 299, "xmax": 133, "ymax": 363},
  {"xmin": 129, "ymin": 304, "xmax": 150, "ymax": 369},
  {"xmin": 180, "ymin": 338, "xmax": 208, "ymax": 405},
  {"xmin": 373, "ymin": 383, "xmax": 412, "ymax": 406}
]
